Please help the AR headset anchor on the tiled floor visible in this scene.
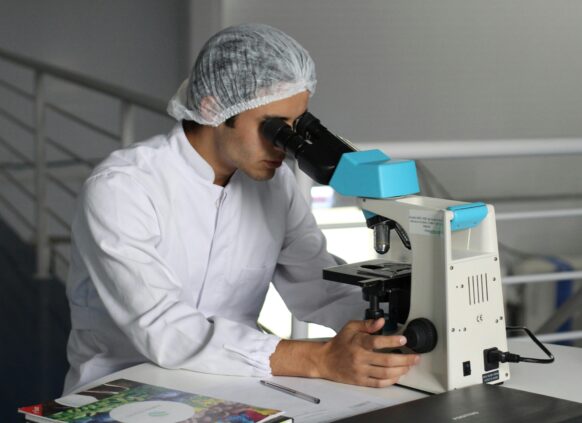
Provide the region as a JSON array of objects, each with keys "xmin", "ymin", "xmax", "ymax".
[{"xmin": 0, "ymin": 220, "xmax": 71, "ymax": 423}]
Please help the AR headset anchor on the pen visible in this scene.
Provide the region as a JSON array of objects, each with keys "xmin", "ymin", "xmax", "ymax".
[{"xmin": 260, "ymin": 380, "xmax": 321, "ymax": 404}]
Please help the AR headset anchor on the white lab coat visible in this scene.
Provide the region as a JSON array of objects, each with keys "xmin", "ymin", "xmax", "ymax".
[{"xmin": 63, "ymin": 124, "xmax": 365, "ymax": 394}]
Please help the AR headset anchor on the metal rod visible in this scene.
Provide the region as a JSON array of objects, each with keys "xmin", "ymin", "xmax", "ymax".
[
  {"xmin": 0, "ymin": 78, "xmax": 34, "ymax": 100},
  {"xmin": 46, "ymin": 136, "xmax": 98, "ymax": 168},
  {"xmin": 1, "ymin": 158, "xmax": 95, "ymax": 171},
  {"xmin": 291, "ymin": 316, "xmax": 309, "ymax": 340},
  {"xmin": 0, "ymin": 47, "xmax": 167, "ymax": 114},
  {"xmin": 0, "ymin": 191, "xmax": 35, "ymax": 230},
  {"xmin": 50, "ymin": 235, "xmax": 71, "ymax": 244},
  {"xmin": 1, "ymin": 158, "xmax": 99, "ymax": 171},
  {"xmin": 497, "ymin": 208, "xmax": 582, "ymax": 221},
  {"xmin": 513, "ymin": 330, "xmax": 582, "ymax": 343},
  {"xmin": 503, "ymin": 271, "xmax": 582, "ymax": 285},
  {"xmin": 46, "ymin": 103, "xmax": 118, "ymax": 141},
  {"xmin": 0, "ymin": 167, "xmax": 35, "ymax": 200},
  {"xmin": 46, "ymin": 172, "xmax": 77, "ymax": 198},
  {"xmin": 319, "ymin": 222, "xmax": 366, "ymax": 230},
  {"xmin": 34, "ymin": 71, "xmax": 50, "ymax": 279},
  {"xmin": 291, "ymin": 162, "xmax": 313, "ymax": 340},
  {"xmin": 536, "ymin": 287, "xmax": 582, "ymax": 334},
  {"xmin": 52, "ymin": 248, "xmax": 70, "ymax": 285},
  {"xmin": 357, "ymin": 139, "xmax": 582, "ymax": 159},
  {"xmin": 45, "ymin": 206, "xmax": 70, "ymax": 230},
  {"xmin": 0, "ymin": 106, "xmax": 35, "ymax": 133},
  {"xmin": 0, "ymin": 134, "xmax": 34, "ymax": 164},
  {"xmin": 120, "ymin": 101, "xmax": 135, "ymax": 147},
  {"xmin": 53, "ymin": 248, "xmax": 70, "ymax": 266}
]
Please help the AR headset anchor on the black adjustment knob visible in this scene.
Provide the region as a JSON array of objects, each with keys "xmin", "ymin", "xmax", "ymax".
[{"xmin": 403, "ymin": 318, "xmax": 438, "ymax": 353}]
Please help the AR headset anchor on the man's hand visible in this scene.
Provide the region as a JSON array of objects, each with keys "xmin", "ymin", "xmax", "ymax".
[{"xmin": 270, "ymin": 318, "xmax": 420, "ymax": 388}]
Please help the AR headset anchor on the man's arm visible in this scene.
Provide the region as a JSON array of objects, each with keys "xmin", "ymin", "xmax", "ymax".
[
  {"xmin": 73, "ymin": 172, "xmax": 280, "ymax": 377},
  {"xmin": 270, "ymin": 318, "xmax": 420, "ymax": 387}
]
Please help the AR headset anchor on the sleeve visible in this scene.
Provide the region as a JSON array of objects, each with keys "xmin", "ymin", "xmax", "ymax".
[
  {"xmin": 73, "ymin": 172, "xmax": 280, "ymax": 377},
  {"xmin": 272, "ymin": 172, "xmax": 368, "ymax": 332}
]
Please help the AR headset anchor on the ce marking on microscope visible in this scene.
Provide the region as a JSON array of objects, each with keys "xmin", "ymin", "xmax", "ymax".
[{"xmin": 476, "ymin": 314, "xmax": 484, "ymax": 323}]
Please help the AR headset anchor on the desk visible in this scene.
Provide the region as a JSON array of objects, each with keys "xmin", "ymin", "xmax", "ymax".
[
  {"xmin": 76, "ymin": 340, "xmax": 581, "ymax": 422},
  {"xmin": 503, "ymin": 339, "xmax": 582, "ymax": 403}
]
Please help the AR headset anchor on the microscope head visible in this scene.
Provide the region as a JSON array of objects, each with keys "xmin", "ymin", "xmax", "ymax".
[{"xmin": 261, "ymin": 112, "xmax": 357, "ymax": 185}]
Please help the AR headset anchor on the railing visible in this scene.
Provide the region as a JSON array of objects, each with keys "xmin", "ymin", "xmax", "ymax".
[
  {"xmin": 1, "ymin": 48, "xmax": 580, "ymax": 342},
  {"xmin": 0, "ymin": 47, "xmax": 170, "ymax": 279}
]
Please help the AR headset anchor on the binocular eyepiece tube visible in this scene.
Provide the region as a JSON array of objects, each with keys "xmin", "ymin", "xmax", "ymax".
[{"xmin": 260, "ymin": 112, "xmax": 357, "ymax": 185}]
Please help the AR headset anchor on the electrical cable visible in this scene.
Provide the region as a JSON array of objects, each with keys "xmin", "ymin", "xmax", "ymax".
[{"xmin": 487, "ymin": 326, "xmax": 555, "ymax": 365}]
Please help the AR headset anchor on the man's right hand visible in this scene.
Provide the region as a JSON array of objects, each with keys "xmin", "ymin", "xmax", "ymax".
[
  {"xmin": 270, "ymin": 318, "xmax": 420, "ymax": 388},
  {"xmin": 315, "ymin": 318, "xmax": 420, "ymax": 387}
]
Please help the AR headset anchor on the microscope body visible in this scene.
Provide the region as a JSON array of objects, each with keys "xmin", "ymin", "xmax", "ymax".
[{"xmin": 359, "ymin": 195, "xmax": 509, "ymax": 393}]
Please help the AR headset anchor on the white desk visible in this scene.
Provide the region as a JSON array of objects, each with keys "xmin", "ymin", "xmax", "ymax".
[
  {"xmin": 503, "ymin": 339, "xmax": 582, "ymax": 403},
  {"xmin": 77, "ymin": 340, "xmax": 581, "ymax": 423}
]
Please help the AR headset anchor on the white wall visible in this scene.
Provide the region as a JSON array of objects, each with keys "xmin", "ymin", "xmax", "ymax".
[
  {"xmin": 221, "ymin": 0, "xmax": 582, "ymax": 141},
  {"xmin": 0, "ymin": 0, "xmax": 190, "ymax": 99}
]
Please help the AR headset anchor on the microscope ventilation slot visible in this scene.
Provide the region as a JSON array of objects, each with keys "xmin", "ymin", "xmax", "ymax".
[{"xmin": 468, "ymin": 274, "xmax": 489, "ymax": 305}]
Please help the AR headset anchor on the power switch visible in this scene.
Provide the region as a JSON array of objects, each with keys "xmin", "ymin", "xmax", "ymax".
[{"xmin": 463, "ymin": 361, "xmax": 471, "ymax": 376}]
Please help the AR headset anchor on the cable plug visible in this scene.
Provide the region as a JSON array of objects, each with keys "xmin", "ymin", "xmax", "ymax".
[{"xmin": 487, "ymin": 348, "xmax": 521, "ymax": 364}]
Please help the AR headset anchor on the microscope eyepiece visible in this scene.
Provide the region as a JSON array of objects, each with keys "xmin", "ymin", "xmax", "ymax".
[
  {"xmin": 293, "ymin": 111, "xmax": 320, "ymax": 137},
  {"xmin": 261, "ymin": 117, "xmax": 307, "ymax": 155},
  {"xmin": 260, "ymin": 113, "xmax": 357, "ymax": 185},
  {"xmin": 294, "ymin": 112, "xmax": 358, "ymax": 154}
]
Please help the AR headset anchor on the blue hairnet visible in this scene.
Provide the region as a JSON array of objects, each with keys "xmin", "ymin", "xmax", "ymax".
[{"xmin": 167, "ymin": 23, "xmax": 316, "ymax": 126}]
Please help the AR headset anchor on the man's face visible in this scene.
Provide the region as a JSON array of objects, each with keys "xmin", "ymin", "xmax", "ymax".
[{"xmin": 212, "ymin": 91, "xmax": 309, "ymax": 183}]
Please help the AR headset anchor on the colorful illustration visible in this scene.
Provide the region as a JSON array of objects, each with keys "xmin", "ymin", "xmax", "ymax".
[{"xmin": 19, "ymin": 379, "xmax": 283, "ymax": 423}]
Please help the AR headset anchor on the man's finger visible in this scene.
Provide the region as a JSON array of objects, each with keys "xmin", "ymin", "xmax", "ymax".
[
  {"xmin": 362, "ymin": 333, "xmax": 407, "ymax": 350},
  {"xmin": 364, "ymin": 317, "xmax": 385, "ymax": 333},
  {"xmin": 368, "ymin": 351, "xmax": 420, "ymax": 368},
  {"xmin": 366, "ymin": 364, "xmax": 411, "ymax": 380},
  {"xmin": 345, "ymin": 318, "xmax": 385, "ymax": 334},
  {"xmin": 364, "ymin": 376, "xmax": 401, "ymax": 388}
]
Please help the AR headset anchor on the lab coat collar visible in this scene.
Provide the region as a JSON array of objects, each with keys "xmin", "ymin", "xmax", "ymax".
[
  {"xmin": 173, "ymin": 123, "xmax": 217, "ymax": 183},
  {"xmin": 172, "ymin": 123, "xmax": 240, "ymax": 190}
]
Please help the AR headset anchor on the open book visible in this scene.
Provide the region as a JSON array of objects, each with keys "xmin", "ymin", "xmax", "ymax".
[{"xmin": 19, "ymin": 378, "xmax": 291, "ymax": 423}]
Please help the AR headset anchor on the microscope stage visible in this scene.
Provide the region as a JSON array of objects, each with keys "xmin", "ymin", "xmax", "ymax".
[{"xmin": 323, "ymin": 259, "xmax": 411, "ymax": 287}]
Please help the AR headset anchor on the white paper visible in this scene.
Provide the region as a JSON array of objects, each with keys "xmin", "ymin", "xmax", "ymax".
[
  {"xmin": 103, "ymin": 364, "xmax": 427, "ymax": 423},
  {"xmin": 199, "ymin": 376, "xmax": 402, "ymax": 423}
]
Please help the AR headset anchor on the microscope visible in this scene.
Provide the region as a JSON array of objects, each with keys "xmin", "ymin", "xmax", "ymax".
[{"xmin": 261, "ymin": 113, "xmax": 511, "ymax": 394}]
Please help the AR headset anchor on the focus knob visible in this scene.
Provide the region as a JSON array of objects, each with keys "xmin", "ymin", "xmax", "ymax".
[{"xmin": 403, "ymin": 318, "xmax": 438, "ymax": 353}]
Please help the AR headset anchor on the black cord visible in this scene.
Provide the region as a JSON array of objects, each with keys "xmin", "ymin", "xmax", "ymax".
[
  {"xmin": 487, "ymin": 326, "xmax": 555, "ymax": 365},
  {"xmin": 507, "ymin": 326, "xmax": 555, "ymax": 363}
]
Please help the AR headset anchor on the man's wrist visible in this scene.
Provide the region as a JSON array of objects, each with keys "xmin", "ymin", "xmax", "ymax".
[{"xmin": 270, "ymin": 339, "xmax": 328, "ymax": 378}]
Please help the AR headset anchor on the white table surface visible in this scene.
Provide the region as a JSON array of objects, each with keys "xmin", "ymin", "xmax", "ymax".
[
  {"xmin": 74, "ymin": 339, "xmax": 581, "ymax": 422},
  {"xmin": 502, "ymin": 339, "xmax": 582, "ymax": 403}
]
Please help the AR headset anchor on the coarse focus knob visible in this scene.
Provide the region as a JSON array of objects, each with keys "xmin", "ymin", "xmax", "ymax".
[{"xmin": 403, "ymin": 318, "xmax": 438, "ymax": 353}]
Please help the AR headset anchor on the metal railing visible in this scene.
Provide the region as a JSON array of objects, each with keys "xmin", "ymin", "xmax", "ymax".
[
  {"xmin": 0, "ymin": 47, "xmax": 169, "ymax": 278},
  {"xmin": 1, "ymin": 48, "xmax": 581, "ymax": 342}
]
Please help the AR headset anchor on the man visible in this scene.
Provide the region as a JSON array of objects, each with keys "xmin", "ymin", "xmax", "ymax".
[{"xmin": 64, "ymin": 23, "xmax": 419, "ymax": 394}]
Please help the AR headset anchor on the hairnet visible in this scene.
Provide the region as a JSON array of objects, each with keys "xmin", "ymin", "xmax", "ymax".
[{"xmin": 167, "ymin": 23, "xmax": 316, "ymax": 126}]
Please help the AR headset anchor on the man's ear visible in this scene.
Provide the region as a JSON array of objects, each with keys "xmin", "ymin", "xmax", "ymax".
[{"xmin": 199, "ymin": 96, "xmax": 220, "ymax": 124}]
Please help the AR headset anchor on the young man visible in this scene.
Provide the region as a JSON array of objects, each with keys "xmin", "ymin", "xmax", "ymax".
[{"xmin": 64, "ymin": 23, "xmax": 419, "ymax": 394}]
